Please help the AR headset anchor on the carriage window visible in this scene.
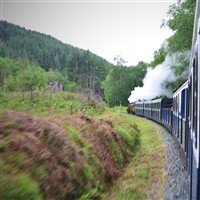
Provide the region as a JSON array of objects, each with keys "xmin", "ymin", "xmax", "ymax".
[
  {"xmin": 173, "ymin": 97, "xmax": 176, "ymax": 114},
  {"xmin": 189, "ymin": 76, "xmax": 192, "ymax": 124},
  {"xmin": 175, "ymin": 96, "xmax": 177, "ymax": 113},
  {"xmin": 181, "ymin": 90, "xmax": 186, "ymax": 118},
  {"xmin": 179, "ymin": 94, "xmax": 181, "ymax": 115},
  {"xmin": 193, "ymin": 52, "xmax": 198, "ymax": 148}
]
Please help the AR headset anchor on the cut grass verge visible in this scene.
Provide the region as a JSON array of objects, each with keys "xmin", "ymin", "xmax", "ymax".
[{"xmin": 101, "ymin": 114, "xmax": 166, "ymax": 200}]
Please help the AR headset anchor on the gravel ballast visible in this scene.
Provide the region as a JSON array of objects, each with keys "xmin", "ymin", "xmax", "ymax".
[{"xmin": 157, "ymin": 125, "xmax": 189, "ymax": 200}]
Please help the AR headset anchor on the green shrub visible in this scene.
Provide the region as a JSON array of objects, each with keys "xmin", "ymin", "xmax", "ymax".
[
  {"xmin": 1, "ymin": 174, "xmax": 42, "ymax": 200},
  {"xmin": 117, "ymin": 126, "xmax": 133, "ymax": 145}
]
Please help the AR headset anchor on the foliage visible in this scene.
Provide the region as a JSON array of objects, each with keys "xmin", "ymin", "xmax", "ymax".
[
  {"xmin": 163, "ymin": 0, "xmax": 195, "ymax": 52},
  {"xmin": 0, "ymin": 57, "xmax": 47, "ymax": 92},
  {"xmin": 145, "ymin": 0, "xmax": 195, "ymax": 95},
  {"xmin": 114, "ymin": 54, "xmax": 127, "ymax": 66},
  {"xmin": 1, "ymin": 100, "xmax": 141, "ymax": 199},
  {"xmin": 150, "ymin": 46, "xmax": 167, "ymax": 68},
  {"xmin": 1, "ymin": 172, "xmax": 42, "ymax": 200},
  {"xmin": 102, "ymin": 62, "xmax": 147, "ymax": 107},
  {"xmin": 3, "ymin": 75, "xmax": 20, "ymax": 92},
  {"xmin": 0, "ymin": 21, "xmax": 114, "ymax": 95},
  {"xmin": 150, "ymin": 41, "xmax": 190, "ymax": 90},
  {"xmin": 0, "ymin": 57, "xmax": 75, "ymax": 92},
  {"xmin": 170, "ymin": 50, "xmax": 190, "ymax": 89},
  {"xmin": 101, "ymin": 115, "xmax": 166, "ymax": 199},
  {"xmin": 20, "ymin": 65, "xmax": 47, "ymax": 92},
  {"xmin": 100, "ymin": 107, "xmax": 140, "ymax": 152},
  {"xmin": 0, "ymin": 57, "xmax": 21, "ymax": 86},
  {"xmin": 46, "ymin": 69, "xmax": 71, "ymax": 90},
  {"xmin": 1, "ymin": 91, "xmax": 105, "ymax": 116}
]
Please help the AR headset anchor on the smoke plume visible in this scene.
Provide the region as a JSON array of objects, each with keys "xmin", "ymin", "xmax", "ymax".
[{"xmin": 128, "ymin": 55, "xmax": 176, "ymax": 103}]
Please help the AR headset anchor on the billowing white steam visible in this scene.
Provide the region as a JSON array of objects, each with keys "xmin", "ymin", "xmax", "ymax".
[{"xmin": 128, "ymin": 55, "xmax": 176, "ymax": 103}]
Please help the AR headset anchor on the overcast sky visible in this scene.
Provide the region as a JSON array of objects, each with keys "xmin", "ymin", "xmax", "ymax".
[{"xmin": 1, "ymin": 0, "xmax": 176, "ymax": 65}]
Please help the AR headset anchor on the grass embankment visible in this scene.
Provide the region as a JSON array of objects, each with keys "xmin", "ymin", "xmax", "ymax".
[
  {"xmin": 101, "ymin": 115, "xmax": 166, "ymax": 200},
  {"xmin": 1, "ymin": 92, "xmax": 144, "ymax": 200},
  {"xmin": 1, "ymin": 92, "xmax": 166, "ymax": 199}
]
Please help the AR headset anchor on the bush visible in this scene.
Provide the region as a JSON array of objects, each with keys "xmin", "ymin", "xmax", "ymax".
[{"xmin": 1, "ymin": 174, "xmax": 42, "ymax": 200}]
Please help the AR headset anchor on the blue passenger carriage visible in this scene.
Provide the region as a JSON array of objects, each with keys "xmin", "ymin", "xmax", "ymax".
[
  {"xmin": 160, "ymin": 98, "xmax": 173, "ymax": 131},
  {"xmin": 135, "ymin": 101, "xmax": 144, "ymax": 116},
  {"xmin": 143, "ymin": 100, "xmax": 152, "ymax": 119},
  {"xmin": 172, "ymin": 81, "xmax": 189, "ymax": 154},
  {"xmin": 151, "ymin": 99, "xmax": 161, "ymax": 123},
  {"xmin": 188, "ymin": 6, "xmax": 200, "ymax": 198},
  {"xmin": 150, "ymin": 98, "xmax": 173, "ymax": 129}
]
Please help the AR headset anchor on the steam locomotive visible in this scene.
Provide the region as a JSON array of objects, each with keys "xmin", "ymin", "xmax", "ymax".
[{"xmin": 128, "ymin": 1, "xmax": 200, "ymax": 199}]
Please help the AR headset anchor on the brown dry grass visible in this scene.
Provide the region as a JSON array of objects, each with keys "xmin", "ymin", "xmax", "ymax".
[
  {"xmin": 1, "ymin": 110, "xmax": 139, "ymax": 199},
  {"xmin": 1, "ymin": 110, "xmax": 83, "ymax": 199}
]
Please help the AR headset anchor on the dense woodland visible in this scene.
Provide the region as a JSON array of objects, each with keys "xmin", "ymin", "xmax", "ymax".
[
  {"xmin": 0, "ymin": 20, "xmax": 114, "ymax": 96},
  {"xmin": 0, "ymin": 0, "xmax": 195, "ymax": 106},
  {"xmin": 0, "ymin": 20, "xmax": 147, "ymax": 106}
]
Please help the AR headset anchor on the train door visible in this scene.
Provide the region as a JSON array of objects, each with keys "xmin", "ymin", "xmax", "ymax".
[
  {"xmin": 181, "ymin": 86, "xmax": 188, "ymax": 153},
  {"xmin": 173, "ymin": 95, "xmax": 178, "ymax": 137}
]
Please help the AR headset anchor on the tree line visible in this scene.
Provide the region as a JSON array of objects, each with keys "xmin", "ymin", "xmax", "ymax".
[
  {"xmin": 0, "ymin": 20, "xmax": 113, "ymax": 96},
  {"xmin": 103, "ymin": 0, "xmax": 195, "ymax": 106},
  {"xmin": 0, "ymin": 20, "xmax": 148, "ymax": 106}
]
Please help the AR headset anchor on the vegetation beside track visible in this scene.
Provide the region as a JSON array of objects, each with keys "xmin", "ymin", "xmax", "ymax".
[
  {"xmin": 101, "ymin": 115, "xmax": 166, "ymax": 200},
  {"xmin": 1, "ymin": 92, "xmax": 166, "ymax": 199}
]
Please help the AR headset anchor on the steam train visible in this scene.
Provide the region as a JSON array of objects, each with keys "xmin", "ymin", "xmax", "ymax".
[{"xmin": 128, "ymin": 1, "xmax": 200, "ymax": 199}]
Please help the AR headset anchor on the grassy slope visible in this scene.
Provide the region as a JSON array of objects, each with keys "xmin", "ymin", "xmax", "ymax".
[
  {"xmin": 0, "ymin": 92, "xmax": 166, "ymax": 199},
  {"xmin": 101, "ymin": 115, "xmax": 166, "ymax": 199}
]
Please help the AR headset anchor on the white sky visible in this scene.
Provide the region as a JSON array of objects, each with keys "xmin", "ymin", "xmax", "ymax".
[{"xmin": 1, "ymin": 0, "xmax": 176, "ymax": 65}]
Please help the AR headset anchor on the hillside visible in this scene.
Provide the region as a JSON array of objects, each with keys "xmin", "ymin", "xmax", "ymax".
[
  {"xmin": 0, "ymin": 20, "xmax": 114, "ymax": 95},
  {"xmin": 1, "ymin": 92, "xmax": 141, "ymax": 199},
  {"xmin": 1, "ymin": 90, "xmax": 168, "ymax": 199}
]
